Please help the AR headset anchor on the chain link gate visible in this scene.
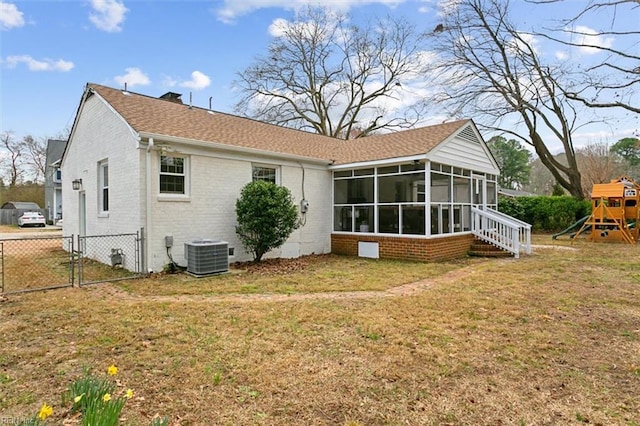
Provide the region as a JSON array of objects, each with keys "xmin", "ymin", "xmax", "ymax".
[
  {"xmin": 1, "ymin": 230, "xmax": 145, "ymax": 294},
  {"xmin": 77, "ymin": 231, "xmax": 143, "ymax": 286},
  {"xmin": 0, "ymin": 236, "xmax": 75, "ymax": 295}
]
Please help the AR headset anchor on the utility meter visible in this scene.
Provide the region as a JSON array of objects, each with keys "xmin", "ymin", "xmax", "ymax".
[{"xmin": 300, "ymin": 199, "xmax": 309, "ymax": 213}]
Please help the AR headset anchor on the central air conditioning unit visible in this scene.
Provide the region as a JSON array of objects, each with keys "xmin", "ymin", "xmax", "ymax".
[{"xmin": 184, "ymin": 239, "xmax": 229, "ymax": 276}]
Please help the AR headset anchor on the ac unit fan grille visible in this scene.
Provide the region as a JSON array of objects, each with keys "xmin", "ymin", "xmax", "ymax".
[{"xmin": 184, "ymin": 240, "xmax": 229, "ymax": 276}]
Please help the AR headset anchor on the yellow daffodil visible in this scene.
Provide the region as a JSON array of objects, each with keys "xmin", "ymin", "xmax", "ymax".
[
  {"xmin": 74, "ymin": 393, "xmax": 84, "ymax": 403},
  {"xmin": 107, "ymin": 365, "xmax": 118, "ymax": 376},
  {"xmin": 125, "ymin": 389, "xmax": 134, "ymax": 399},
  {"xmin": 38, "ymin": 403, "xmax": 53, "ymax": 420},
  {"xmin": 103, "ymin": 393, "xmax": 111, "ymax": 402}
]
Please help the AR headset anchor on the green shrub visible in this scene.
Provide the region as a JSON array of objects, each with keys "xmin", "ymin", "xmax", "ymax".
[
  {"xmin": 498, "ymin": 195, "xmax": 591, "ymax": 232},
  {"xmin": 235, "ymin": 180, "xmax": 300, "ymax": 262}
]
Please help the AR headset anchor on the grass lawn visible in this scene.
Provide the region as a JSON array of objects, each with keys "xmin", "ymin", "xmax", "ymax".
[{"xmin": 1, "ymin": 236, "xmax": 639, "ymax": 425}]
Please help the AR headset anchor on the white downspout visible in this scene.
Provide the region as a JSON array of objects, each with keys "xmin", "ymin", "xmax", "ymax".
[{"xmin": 145, "ymin": 137, "xmax": 154, "ymax": 272}]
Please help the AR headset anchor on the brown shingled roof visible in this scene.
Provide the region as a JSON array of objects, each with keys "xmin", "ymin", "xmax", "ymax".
[{"xmin": 88, "ymin": 83, "xmax": 471, "ymax": 165}]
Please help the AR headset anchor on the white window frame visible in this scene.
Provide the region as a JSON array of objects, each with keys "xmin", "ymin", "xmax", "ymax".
[
  {"xmin": 252, "ymin": 163, "xmax": 280, "ymax": 184},
  {"xmin": 159, "ymin": 154, "xmax": 189, "ymax": 200},
  {"xmin": 98, "ymin": 160, "xmax": 109, "ymax": 215}
]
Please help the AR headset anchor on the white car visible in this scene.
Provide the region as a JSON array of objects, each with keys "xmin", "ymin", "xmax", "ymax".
[{"xmin": 18, "ymin": 211, "xmax": 46, "ymax": 228}]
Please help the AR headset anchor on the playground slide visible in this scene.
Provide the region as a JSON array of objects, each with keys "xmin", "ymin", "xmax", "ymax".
[{"xmin": 552, "ymin": 216, "xmax": 590, "ymax": 240}]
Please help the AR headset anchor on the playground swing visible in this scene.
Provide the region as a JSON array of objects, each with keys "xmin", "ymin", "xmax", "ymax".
[{"xmin": 571, "ymin": 176, "xmax": 639, "ymax": 245}]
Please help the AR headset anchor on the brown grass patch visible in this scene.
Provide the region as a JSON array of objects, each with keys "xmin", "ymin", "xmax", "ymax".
[
  {"xmin": 119, "ymin": 254, "xmax": 480, "ymax": 297},
  {"xmin": 0, "ymin": 240, "xmax": 639, "ymax": 425},
  {"xmin": 0, "ymin": 225, "xmax": 61, "ymax": 234}
]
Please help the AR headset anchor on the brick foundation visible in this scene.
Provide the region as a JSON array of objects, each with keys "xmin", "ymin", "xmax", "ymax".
[{"xmin": 331, "ymin": 233, "xmax": 475, "ymax": 262}]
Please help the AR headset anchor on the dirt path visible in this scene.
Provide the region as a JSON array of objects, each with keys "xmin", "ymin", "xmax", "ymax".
[{"xmin": 85, "ymin": 259, "xmax": 509, "ymax": 304}]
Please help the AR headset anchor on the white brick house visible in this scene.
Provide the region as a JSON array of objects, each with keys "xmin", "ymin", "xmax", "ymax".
[{"xmin": 61, "ymin": 83, "xmax": 529, "ymax": 273}]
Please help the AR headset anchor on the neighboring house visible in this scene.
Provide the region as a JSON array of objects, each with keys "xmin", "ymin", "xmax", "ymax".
[
  {"xmin": 44, "ymin": 139, "xmax": 67, "ymax": 223},
  {"xmin": 61, "ymin": 83, "xmax": 526, "ymax": 273}
]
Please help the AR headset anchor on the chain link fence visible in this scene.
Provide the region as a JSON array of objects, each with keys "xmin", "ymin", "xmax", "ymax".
[
  {"xmin": 1, "ymin": 230, "xmax": 144, "ymax": 294},
  {"xmin": 78, "ymin": 232, "xmax": 142, "ymax": 286},
  {"xmin": 0, "ymin": 236, "xmax": 75, "ymax": 294}
]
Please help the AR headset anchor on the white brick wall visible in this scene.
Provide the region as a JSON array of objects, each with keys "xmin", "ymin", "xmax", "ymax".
[
  {"xmin": 63, "ymin": 93, "xmax": 333, "ymax": 273},
  {"xmin": 147, "ymin": 154, "xmax": 333, "ymax": 271},
  {"xmin": 62, "ymin": 95, "xmax": 142, "ymax": 239}
]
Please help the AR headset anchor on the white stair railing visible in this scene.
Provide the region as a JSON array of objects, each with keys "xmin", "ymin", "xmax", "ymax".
[{"xmin": 471, "ymin": 207, "xmax": 532, "ymax": 258}]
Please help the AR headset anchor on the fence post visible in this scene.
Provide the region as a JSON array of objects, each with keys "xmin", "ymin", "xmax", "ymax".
[
  {"xmin": 140, "ymin": 227, "xmax": 146, "ymax": 275},
  {"xmin": 1, "ymin": 242, "xmax": 4, "ymax": 294},
  {"xmin": 70, "ymin": 235, "xmax": 75, "ymax": 288},
  {"xmin": 77, "ymin": 234, "xmax": 83, "ymax": 287}
]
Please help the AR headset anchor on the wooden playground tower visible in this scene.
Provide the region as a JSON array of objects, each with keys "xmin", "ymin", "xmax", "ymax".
[{"xmin": 572, "ymin": 176, "xmax": 640, "ymax": 244}]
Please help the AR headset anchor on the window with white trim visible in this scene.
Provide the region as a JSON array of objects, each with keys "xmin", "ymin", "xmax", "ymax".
[
  {"xmin": 160, "ymin": 155, "xmax": 187, "ymax": 194},
  {"xmin": 98, "ymin": 160, "xmax": 109, "ymax": 213},
  {"xmin": 252, "ymin": 165, "xmax": 278, "ymax": 184}
]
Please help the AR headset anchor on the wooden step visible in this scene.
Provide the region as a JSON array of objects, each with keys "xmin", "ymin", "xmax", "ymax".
[{"xmin": 468, "ymin": 238, "xmax": 514, "ymax": 258}]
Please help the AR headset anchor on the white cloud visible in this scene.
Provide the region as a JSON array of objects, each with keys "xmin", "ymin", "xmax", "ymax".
[
  {"xmin": 573, "ymin": 25, "xmax": 614, "ymax": 55},
  {"xmin": 268, "ymin": 18, "xmax": 290, "ymax": 37},
  {"xmin": 162, "ymin": 76, "xmax": 178, "ymax": 87},
  {"xmin": 114, "ymin": 67, "xmax": 150, "ymax": 87},
  {"xmin": 89, "ymin": 0, "xmax": 128, "ymax": 32},
  {"xmin": 5, "ymin": 55, "xmax": 74, "ymax": 71},
  {"xmin": 436, "ymin": 0, "xmax": 461, "ymax": 18},
  {"xmin": 506, "ymin": 32, "xmax": 540, "ymax": 56},
  {"xmin": 0, "ymin": 1, "xmax": 24, "ymax": 30},
  {"xmin": 179, "ymin": 71, "xmax": 211, "ymax": 90},
  {"xmin": 555, "ymin": 50, "xmax": 568, "ymax": 60},
  {"xmin": 215, "ymin": 0, "xmax": 405, "ymax": 24},
  {"xmin": 267, "ymin": 15, "xmax": 334, "ymax": 38}
]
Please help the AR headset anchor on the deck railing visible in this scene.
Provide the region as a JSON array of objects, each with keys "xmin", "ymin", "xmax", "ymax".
[{"xmin": 471, "ymin": 207, "xmax": 532, "ymax": 258}]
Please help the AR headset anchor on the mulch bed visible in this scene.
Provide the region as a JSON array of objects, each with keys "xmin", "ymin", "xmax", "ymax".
[{"xmin": 231, "ymin": 253, "xmax": 332, "ymax": 274}]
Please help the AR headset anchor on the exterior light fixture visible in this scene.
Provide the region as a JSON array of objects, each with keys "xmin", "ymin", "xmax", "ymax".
[{"xmin": 72, "ymin": 179, "xmax": 82, "ymax": 191}]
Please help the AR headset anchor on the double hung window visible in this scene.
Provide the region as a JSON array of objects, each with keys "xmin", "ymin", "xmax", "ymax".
[
  {"xmin": 160, "ymin": 155, "xmax": 186, "ymax": 194},
  {"xmin": 252, "ymin": 165, "xmax": 278, "ymax": 184},
  {"xmin": 98, "ymin": 160, "xmax": 109, "ymax": 214}
]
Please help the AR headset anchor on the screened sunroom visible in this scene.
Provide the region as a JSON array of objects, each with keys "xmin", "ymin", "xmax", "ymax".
[{"xmin": 332, "ymin": 161, "xmax": 498, "ymax": 238}]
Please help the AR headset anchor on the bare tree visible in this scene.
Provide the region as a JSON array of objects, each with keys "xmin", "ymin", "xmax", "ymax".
[
  {"xmin": 0, "ymin": 131, "xmax": 24, "ymax": 187},
  {"xmin": 530, "ymin": 0, "xmax": 640, "ymax": 114},
  {"xmin": 427, "ymin": 0, "xmax": 587, "ymax": 198},
  {"xmin": 234, "ymin": 7, "xmax": 428, "ymax": 139},
  {"xmin": 576, "ymin": 142, "xmax": 626, "ymax": 197},
  {"xmin": 21, "ymin": 135, "xmax": 47, "ymax": 183}
]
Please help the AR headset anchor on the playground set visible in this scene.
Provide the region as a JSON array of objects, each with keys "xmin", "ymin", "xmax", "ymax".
[{"xmin": 560, "ymin": 176, "xmax": 639, "ymax": 244}]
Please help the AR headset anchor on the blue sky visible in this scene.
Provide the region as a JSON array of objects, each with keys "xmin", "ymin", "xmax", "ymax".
[{"xmin": 1, "ymin": 0, "xmax": 638, "ymax": 151}]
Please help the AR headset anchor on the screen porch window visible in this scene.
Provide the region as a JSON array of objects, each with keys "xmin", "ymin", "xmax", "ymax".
[
  {"xmin": 333, "ymin": 161, "xmax": 497, "ymax": 236},
  {"xmin": 160, "ymin": 155, "xmax": 186, "ymax": 194}
]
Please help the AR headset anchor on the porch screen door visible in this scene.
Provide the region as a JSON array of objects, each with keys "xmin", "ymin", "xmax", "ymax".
[{"xmin": 472, "ymin": 175, "xmax": 486, "ymax": 209}]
